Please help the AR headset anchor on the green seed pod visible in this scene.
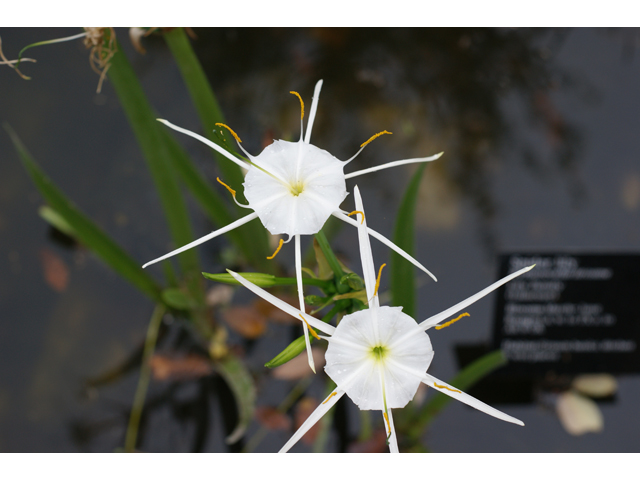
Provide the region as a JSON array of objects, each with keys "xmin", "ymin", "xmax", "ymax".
[
  {"xmin": 264, "ymin": 334, "xmax": 313, "ymax": 368},
  {"xmin": 202, "ymin": 271, "xmax": 277, "ymax": 287},
  {"xmin": 339, "ymin": 273, "xmax": 365, "ymax": 291}
]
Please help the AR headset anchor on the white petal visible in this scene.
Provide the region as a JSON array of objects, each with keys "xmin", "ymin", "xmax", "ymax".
[
  {"xmin": 325, "ymin": 307, "xmax": 432, "ymax": 410},
  {"xmin": 279, "ymin": 387, "xmax": 344, "ymax": 453},
  {"xmin": 353, "ymin": 186, "xmax": 378, "ymax": 306},
  {"xmin": 295, "ymin": 234, "xmax": 315, "ymax": 374},
  {"xmin": 304, "ymin": 80, "xmax": 323, "ymax": 144},
  {"xmin": 344, "ymin": 152, "xmax": 443, "ymax": 180},
  {"xmin": 556, "ymin": 391, "xmax": 603, "ymax": 435},
  {"xmin": 418, "ymin": 264, "xmax": 535, "ymax": 331},
  {"xmin": 142, "ymin": 212, "xmax": 259, "ymax": 269},
  {"xmin": 334, "ymin": 211, "xmax": 437, "ymax": 282},
  {"xmin": 226, "ymin": 269, "xmax": 335, "ymax": 336},
  {"xmin": 422, "ymin": 373, "xmax": 524, "ymax": 426},
  {"xmin": 157, "ymin": 119, "xmax": 251, "ymax": 171},
  {"xmin": 244, "ymin": 140, "xmax": 347, "ymax": 236}
]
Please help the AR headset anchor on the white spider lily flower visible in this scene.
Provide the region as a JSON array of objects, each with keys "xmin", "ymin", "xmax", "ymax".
[
  {"xmin": 143, "ymin": 80, "xmax": 441, "ymax": 373},
  {"xmin": 227, "ymin": 186, "xmax": 533, "ymax": 453}
]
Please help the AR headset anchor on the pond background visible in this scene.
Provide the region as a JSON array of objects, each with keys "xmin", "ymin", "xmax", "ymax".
[{"xmin": 1, "ymin": 27, "xmax": 639, "ymax": 452}]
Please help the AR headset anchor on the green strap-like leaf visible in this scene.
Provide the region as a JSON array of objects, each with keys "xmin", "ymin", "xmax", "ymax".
[
  {"xmin": 5, "ymin": 123, "xmax": 162, "ymax": 303},
  {"xmin": 409, "ymin": 350, "xmax": 508, "ymax": 437},
  {"xmin": 164, "ymin": 27, "xmax": 271, "ymax": 271},
  {"xmin": 108, "ymin": 40, "xmax": 201, "ymax": 289},
  {"xmin": 202, "ymin": 271, "xmax": 331, "ymax": 289},
  {"xmin": 215, "ymin": 354, "xmax": 256, "ymax": 445},
  {"xmin": 391, "ymin": 163, "xmax": 427, "ymax": 318}
]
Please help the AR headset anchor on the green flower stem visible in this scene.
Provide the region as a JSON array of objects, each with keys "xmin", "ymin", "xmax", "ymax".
[
  {"xmin": 321, "ymin": 303, "xmax": 342, "ymax": 323},
  {"xmin": 314, "ymin": 230, "xmax": 347, "ymax": 291},
  {"xmin": 124, "ymin": 304, "xmax": 166, "ymax": 452}
]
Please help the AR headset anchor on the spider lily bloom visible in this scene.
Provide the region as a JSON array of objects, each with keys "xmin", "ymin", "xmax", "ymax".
[
  {"xmin": 227, "ymin": 186, "xmax": 533, "ymax": 453},
  {"xmin": 144, "ymin": 80, "xmax": 441, "ymax": 372}
]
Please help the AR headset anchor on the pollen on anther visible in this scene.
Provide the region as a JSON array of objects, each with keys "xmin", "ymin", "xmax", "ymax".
[
  {"xmin": 299, "ymin": 314, "xmax": 321, "ymax": 341},
  {"xmin": 347, "ymin": 210, "xmax": 365, "ymax": 224},
  {"xmin": 216, "ymin": 177, "xmax": 236, "ymax": 197},
  {"xmin": 435, "ymin": 312, "xmax": 470, "ymax": 330},
  {"xmin": 323, "ymin": 392, "xmax": 337, "ymax": 404},
  {"xmin": 374, "ymin": 263, "xmax": 386, "ymax": 297},
  {"xmin": 289, "ymin": 91, "xmax": 304, "ymax": 120},
  {"xmin": 215, "ymin": 122, "xmax": 242, "ymax": 143},
  {"xmin": 383, "ymin": 411, "xmax": 392, "ymax": 433},
  {"xmin": 267, "ymin": 238, "xmax": 284, "ymax": 260},
  {"xmin": 433, "ymin": 382, "xmax": 461, "ymax": 394},
  {"xmin": 360, "ymin": 130, "xmax": 392, "ymax": 148}
]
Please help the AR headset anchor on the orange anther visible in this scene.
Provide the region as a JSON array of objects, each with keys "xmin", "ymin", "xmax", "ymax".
[
  {"xmin": 215, "ymin": 122, "xmax": 242, "ymax": 143},
  {"xmin": 360, "ymin": 130, "xmax": 392, "ymax": 148},
  {"xmin": 266, "ymin": 238, "xmax": 284, "ymax": 260},
  {"xmin": 435, "ymin": 312, "xmax": 470, "ymax": 330}
]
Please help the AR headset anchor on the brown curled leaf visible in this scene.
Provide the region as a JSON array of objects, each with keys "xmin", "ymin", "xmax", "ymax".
[
  {"xmin": 149, "ymin": 354, "xmax": 213, "ymax": 381},
  {"xmin": 222, "ymin": 305, "xmax": 267, "ymax": 339}
]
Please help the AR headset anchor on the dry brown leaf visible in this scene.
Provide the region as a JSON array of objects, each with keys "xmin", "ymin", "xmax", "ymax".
[
  {"xmin": 149, "ymin": 354, "xmax": 213, "ymax": 381},
  {"xmin": 272, "ymin": 348, "xmax": 325, "ymax": 380},
  {"xmin": 255, "ymin": 295, "xmax": 300, "ymax": 324},
  {"xmin": 255, "ymin": 406, "xmax": 292, "ymax": 431},
  {"xmin": 39, "ymin": 248, "xmax": 69, "ymax": 292},
  {"xmin": 295, "ymin": 397, "xmax": 320, "ymax": 445},
  {"xmin": 206, "ymin": 284, "xmax": 234, "ymax": 307},
  {"xmin": 222, "ymin": 305, "xmax": 267, "ymax": 339}
]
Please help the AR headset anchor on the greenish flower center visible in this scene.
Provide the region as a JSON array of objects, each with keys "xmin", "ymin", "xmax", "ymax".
[
  {"xmin": 372, "ymin": 345, "xmax": 387, "ymax": 361},
  {"xmin": 289, "ymin": 180, "xmax": 305, "ymax": 196}
]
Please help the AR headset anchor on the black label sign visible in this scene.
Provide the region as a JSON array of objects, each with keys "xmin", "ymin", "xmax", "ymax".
[{"xmin": 493, "ymin": 253, "xmax": 640, "ymax": 375}]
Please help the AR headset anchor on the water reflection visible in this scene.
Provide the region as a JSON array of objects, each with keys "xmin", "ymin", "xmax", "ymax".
[{"xmin": 193, "ymin": 28, "xmax": 587, "ymax": 254}]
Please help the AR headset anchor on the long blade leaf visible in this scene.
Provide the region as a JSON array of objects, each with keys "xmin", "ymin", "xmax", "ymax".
[
  {"xmin": 107, "ymin": 39, "xmax": 200, "ymax": 289},
  {"xmin": 164, "ymin": 27, "xmax": 271, "ymax": 270},
  {"xmin": 6, "ymin": 123, "xmax": 162, "ymax": 303},
  {"xmin": 391, "ymin": 163, "xmax": 428, "ymax": 318},
  {"xmin": 215, "ymin": 354, "xmax": 256, "ymax": 445}
]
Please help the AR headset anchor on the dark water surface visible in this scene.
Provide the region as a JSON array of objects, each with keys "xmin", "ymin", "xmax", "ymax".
[{"xmin": 1, "ymin": 27, "xmax": 639, "ymax": 452}]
